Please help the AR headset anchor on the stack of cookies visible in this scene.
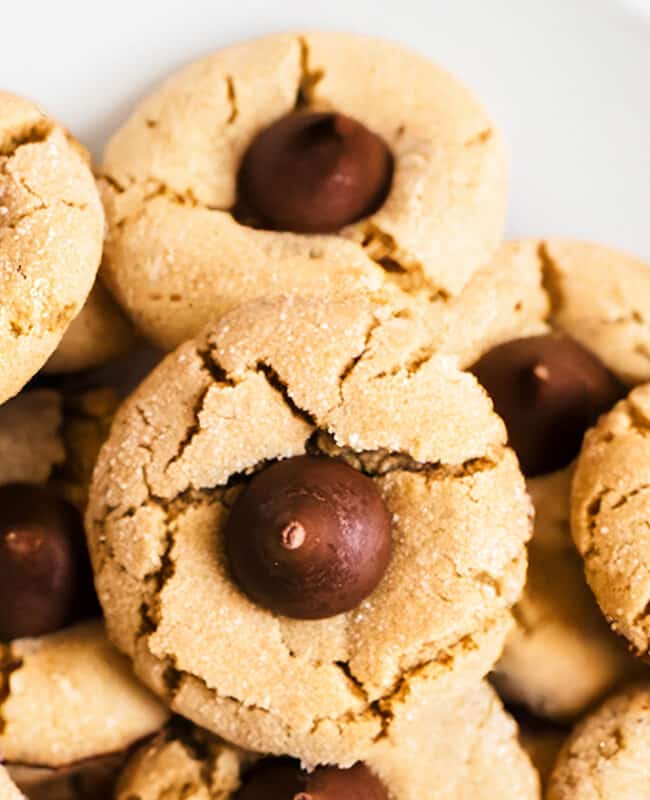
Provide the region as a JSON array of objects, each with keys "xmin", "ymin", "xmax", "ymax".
[{"xmin": 1, "ymin": 31, "xmax": 650, "ymax": 800}]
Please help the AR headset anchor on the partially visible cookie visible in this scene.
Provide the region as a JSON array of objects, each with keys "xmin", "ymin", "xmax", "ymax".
[
  {"xmin": 444, "ymin": 239, "xmax": 650, "ymax": 385},
  {"xmin": 493, "ymin": 467, "xmax": 639, "ymax": 719},
  {"xmin": 116, "ymin": 682, "xmax": 540, "ymax": 800},
  {"xmin": 114, "ymin": 722, "xmax": 249, "ymax": 800},
  {"xmin": 100, "ymin": 31, "xmax": 507, "ymax": 349},
  {"xmin": 87, "ymin": 290, "xmax": 532, "ymax": 767},
  {"xmin": 547, "ymin": 683, "xmax": 650, "ymax": 799},
  {"xmin": 0, "ymin": 620, "xmax": 168, "ymax": 769},
  {"xmin": 450, "ymin": 239, "xmax": 650, "ymax": 718},
  {"xmin": 572, "ymin": 384, "xmax": 650, "ymax": 654},
  {"xmin": 0, "ymin": 390, "xmax": 169, "ymax": 794},
  {"xmin": 45, "ymin": 278, "xmax": 136, "ymax": 374},
  {"xmin": 0, "ymin": 390, "xmax": 64, "ymax": 486},
  {"xmin": 0, "ymin": 92, "xmax": 104, "ymax": 403}
]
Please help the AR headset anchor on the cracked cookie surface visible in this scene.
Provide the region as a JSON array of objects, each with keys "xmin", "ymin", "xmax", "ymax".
[
  {"xmin": 0, "ymin": 92, "xmax": 104, "ymax": 402},
  {"xmin": 441, "ymin": 238, "xmax": 650, "ymax": 382},
  {"xmin": 87, "ymin": 290, "xmax": 532, "ymax": 767},
  {"xmin": 547, "ymin": 683, "xmax": 650, "ymax": 799},
  {"xmin": 572, "ymin": 384, "xmax": 650, "ymax": 654},
  {"xmin": 100, "ymin": 31, "xmax": 507, "ymax": 349},
  {"xmin": 115, "ymin": 682, "xmax": 540, "ymax": 800}
]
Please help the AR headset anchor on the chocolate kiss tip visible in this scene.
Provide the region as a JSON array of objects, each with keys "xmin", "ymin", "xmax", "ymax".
[
  {"xmin": 532, "ymin": 363, "xmax": 550, "ymax": 382},
  {"xmin": 281, "ymin": 521, "xmax": 306, "ymax": 550}
]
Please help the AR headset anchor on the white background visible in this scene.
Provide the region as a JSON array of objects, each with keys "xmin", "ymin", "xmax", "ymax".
[{"xmin": 3, "ymin": 0, "xmax": 649, "ymax": 259}]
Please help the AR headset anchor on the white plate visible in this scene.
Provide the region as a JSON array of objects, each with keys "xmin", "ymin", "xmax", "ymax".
[{"xmin": 3, "ymin": 0, "xmax": 649, "ymax": 259}]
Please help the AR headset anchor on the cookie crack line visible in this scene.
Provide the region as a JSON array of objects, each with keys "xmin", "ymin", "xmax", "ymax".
[
  {"xmin": 0, "ymin": 118, "xmax": 54, "ymax": 158},
  {"xmin": 138, "ymin": 612, "xmax": 508, "ymax": 748},
  {"xmin": 102, "ymin": 169, "xmax": 441, "ymax": 300},
  {"xmin": 537, "ymin": 240, "xmax": 565, "ymax": 319},
  {"xmin": 359, "ymin": 221, "xmax": 448, "ymax": 301},
  {"xmin": 296, "ymin": 36, "xmax": 325, "ymax": 108},
  {"xmin": 225, "ymin": 76, "xmax": 238, "ymax": 124}
]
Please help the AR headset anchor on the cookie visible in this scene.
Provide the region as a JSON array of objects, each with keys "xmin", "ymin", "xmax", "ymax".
[
  {"xmin": 492, "ymin": 466, "xmax": 637, "ymax": 719},
  {"xmin": 445, "ymin": 239, "xmax": 650, "ymax": 716},
  {"xmin": 0, "ymin": 390, "xmax": 168, "ymax": 793},
  {"xmin": 0, "ymin": 621, "xmax": 168, "ymax": 769},
  {"xmin": 547, "ymin": 683, "xmax": 650, "ymax": 799},
  {"xmin": 442, "ymin": 239, "xmax": 650, "ymax": 386},
  {"xmin": 0, "ymin": 92, "xmax": 104, "ymax": 403},
  {"xmin": 100, "ymin": 31, "xmax": 508, "ymax": 349},
  {"xmin": 572, "ymin": 384, "xmax": 650, "ymax": 654},
  {"xmin": 44, "ymin": 278, "xmax": 136, "ymax": 375},
  {"xmin": 87, "ymin": 290, "xmax": 532, "ymax": 767},
  {"xmin": 115, "ymin": 682, "xmax": 539, "ymax": 800}
]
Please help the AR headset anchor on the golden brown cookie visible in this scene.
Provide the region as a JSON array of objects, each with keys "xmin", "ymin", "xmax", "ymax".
[
  {"xmin": 547, "ymin": 683, "xmax": 650, "ymax": 799},
  {"xmin": 45, "ymin": 279, "xmax": 136, "ymax": 375},
  {"xmin": 0, "ymin": 92, "xmax": 104, "ymax": 403},
  {"xmin": 116, "ymin": 682, "xmax": 540, "ymax": 800},
  {"xmin": 572, "ymin": 384, "xmax": 650, "ymax": 654},
  {"xmin": 0, "ymin": 621, "xmax": 168, "ymax": 769},
  {"xmin": 492, "ymin": 467, "xmax": 639, "ymax": 720},
  {"xmin": 100, "ymin": 32, "xmax": 508, "ymax": 349},
  {"xmin": 87, "ymin": 291, "xmax": 532, "ymax": 767}
]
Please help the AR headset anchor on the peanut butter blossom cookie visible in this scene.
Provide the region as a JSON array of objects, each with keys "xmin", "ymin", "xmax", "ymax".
[
  {"xmin": 87, "ymin": 291, "xmax": 532, "ymax": 767},
  {"xmin": 572, "ymin": 384, "xmax": 650, "ymax": 655},
  {"xmin": 547, "ymin": 683, "xmax": 650, "ymax": 799},
  {"xmin": 443, "ymin": 239, "xmax": 650, "ymax": 719},
  {"xmin": 100, "ymin": 32, "xmax": 508, "ymax": 349},
  {"xmin": 0, "ymin": 92, "xmax": 104, "ymax": 403},
  {"xmin": 115, "ymin": 682, "xmax": 540, "ymax": 800},
  {"xmin": 0, "ymin": 390, "xmax": 168, "ymax": 795}
]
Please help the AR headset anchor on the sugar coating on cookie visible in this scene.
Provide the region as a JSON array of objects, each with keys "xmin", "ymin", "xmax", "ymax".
[
  {"xmin": 45, "ymin": 279, "xmax": 136, "ymax": 374},
  {"xmin": 547, "ymin": 683, "xmax": 650, "ymax": 799},
  {"xmin": 87, "ymin": 291, "xmax": 532, "ymax": 767},
  {"xmin": 492, "ymin": 467, "xmax": 637, "ymax": 719},
  {"xmin": 115, "ymin": 682, "xmax": 540, "ymax": 800},
  {"xmin": 100, "ymin": 31, "xmax": 508, "ymax": 349},
  {"xmin": 0, "ymin": 92, "xmax": 104, "ymax": 402},
  {"xmin": 572, "ymin": 384, "xmax": 650, "ymax": 654}
]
